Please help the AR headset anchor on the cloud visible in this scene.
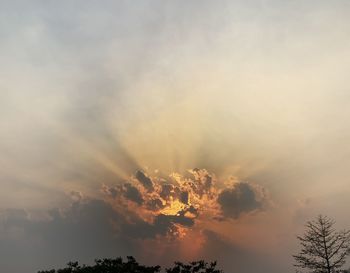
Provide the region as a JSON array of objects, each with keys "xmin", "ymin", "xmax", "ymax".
[
  {"xmin": 0, "ymin": 195, "xmax": 193, "ymax": 272},
  {"xmin": 217, "ymin": 182, "xmax": 263, "ymax": 219},
  {"xmin": 1, "ymin": 2, "xmax": 350, "ymax": 273},
  {"xmin": 124, "ymin": 183, "xmax": 144, "ymax": 205},
  {"xmin": 179, "ymin": 191, "xmax": 189, "ymax": 204},
  {"xmin": 146, "ymin": 198, "xmax": 164, "ymax": 211},
  {"xmin": 0, "ymin": 197, "xmax": 195, "ymax": 272},
  {"xmin": 135, "ymin": 170, "xmax": 154, "ymax": 192},
  {"xmin": 0, "ymin": 168, "xmax": 273, "ymax": 273},
  {"xmin": 0, "ymin": 199, "xmax": 128, "ymax": 273},
  {"xmin": 103, "ymin": 169, "xmax": 269, "ymax": 238}
]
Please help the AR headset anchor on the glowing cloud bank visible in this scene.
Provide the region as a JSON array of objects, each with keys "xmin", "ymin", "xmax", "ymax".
[{"xmin": 102, "ymin": 168, "xmax": 269, "ymax": 240}]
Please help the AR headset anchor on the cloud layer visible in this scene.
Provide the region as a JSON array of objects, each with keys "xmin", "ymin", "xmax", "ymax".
[
  {"xmin": 0, "ymin": 169, "xmax": 268, "ymax": 273},
  {"xmin": 103, "ymin": 169, "xmax": 267, "ymax": 238}
]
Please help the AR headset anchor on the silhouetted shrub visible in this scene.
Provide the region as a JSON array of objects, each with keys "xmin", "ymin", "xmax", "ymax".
[
  {"xmin": 38, "ymin": 256, "xmax": 161, "ymax": 273},
  {"xmin": 38, "ymin": 257, "xmax": 222, "ymax": 273},
  {"xmin": 166, "ymin": 260, "xmax": 222, "ymax": 273}
]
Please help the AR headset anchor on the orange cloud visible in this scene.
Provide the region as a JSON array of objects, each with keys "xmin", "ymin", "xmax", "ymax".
[{"xmin": 102, "ymin": 168, "xmax": 270, "ymax": 245}]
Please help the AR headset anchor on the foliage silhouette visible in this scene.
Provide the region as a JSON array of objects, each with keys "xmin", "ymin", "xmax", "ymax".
[
  {"xmin": 37, "ymin": 256, "xmax": 161, "ymax": 273},
  {"xmin": 293, "ymin": 215, "xmax": 350, "ymax": 273},
  {"xmin": 37, "ymin": 257, "xmax": 222, "ymax": 273},
  {"xmin": 165, "ymin": 260, "xmax": 222, "ymax": 273}
]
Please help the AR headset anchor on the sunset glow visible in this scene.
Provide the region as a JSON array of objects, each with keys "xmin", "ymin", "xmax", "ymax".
[{"xmin": 1, "ymin": 1, "xmax": 350, "ymax": 273}]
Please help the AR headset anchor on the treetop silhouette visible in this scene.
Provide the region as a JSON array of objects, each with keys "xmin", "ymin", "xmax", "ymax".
[{"xmin": 37, "ymin": 256, "xmax": 222, "ymax": 273}]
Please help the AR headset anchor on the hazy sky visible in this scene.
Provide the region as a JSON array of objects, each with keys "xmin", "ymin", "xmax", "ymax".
[{"xmin": 1, "ymin": 1, "xmax": 350, "ymax": 272}]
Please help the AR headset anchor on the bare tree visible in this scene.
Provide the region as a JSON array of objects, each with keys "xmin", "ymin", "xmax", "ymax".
[{"xmin": 293, "ymin": 215, "xmax": 350, "ymax": 273}]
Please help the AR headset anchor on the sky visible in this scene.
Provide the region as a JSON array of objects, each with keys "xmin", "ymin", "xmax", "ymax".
[{"xmin": 1, "ymin": 1, "xmax": 350, "ymax": 272}]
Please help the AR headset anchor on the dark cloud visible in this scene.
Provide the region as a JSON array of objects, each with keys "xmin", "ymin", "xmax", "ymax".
[
  {"xmin": 124, "ymin": 183, "xmax": 144, "ymax": 205},
  {"xmin": 0, "ymin": 200, "xmax": 130, "ymax": 273},
  {"xmin": 105, "ymin": 186, "xmax": 120, "ymax": 198},
  {"xmin": 103, "ymin": 183, "xmax": 144, "ymax": 205},
  {"xmin": 121, "ymin": 212, "xmax": 194, "ymax": 240},
  {"xmin": 160, "ymin": 184, "xmax": 174, "ymax": 199},
  {"xmin": 0, "ymin": 195, "xmax": 202, "ymax": 273},
  {"xmin": 159, "ymin": 184, "xmax": 182, "ymax": 201},
  {"xmin": 135, "ymin": 170, "xmax": 154, "ymax": 192},
  {"xmin": 217, "ymin": 182, "xmax": 262, "ymax": 219},
  {"xmin": 104, "ymin": 169, "xmax": 268, "ymax": 227},
  {"xmin": 154, "ymin": 213, "xmax": 194, "ymax": 230},
  {"xmin": 179, "ymin": 191, "xmax": 189, "ymax": 204},
  {"xmin": 146, "ymin": 198, "xmax": 164, "ymax": 211},
  {"xmin": 0, "ymin": 169, "xmax": 271, "ymax": 273}
]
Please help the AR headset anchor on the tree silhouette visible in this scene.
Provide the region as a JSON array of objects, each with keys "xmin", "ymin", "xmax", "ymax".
[
  {"xmin": 37, "ymin": 257, "xmax": 222, "ymax": 273},
  {"xmin": 165, "ymin": 260, "xmax": 222, "ymax": 273},
  {"xmin": 37, "ymin": 256, "xmax": 161, "ymax": 273},
  {"xmin": 293, "ymin": 215, "xmax": 350, "ymax": 273}
]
